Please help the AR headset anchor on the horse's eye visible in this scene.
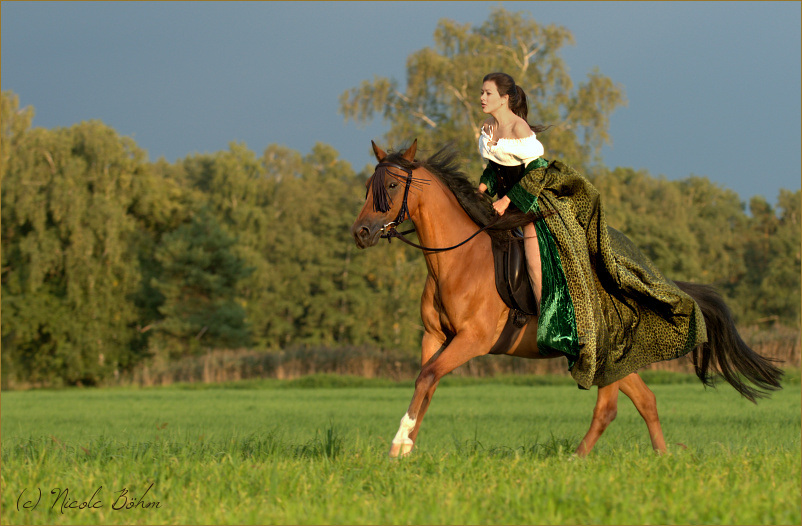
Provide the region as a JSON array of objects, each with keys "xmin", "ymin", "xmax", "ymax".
[{"xmin": 389, "ymin": 182, "xmax": 398, "ymax": 189}]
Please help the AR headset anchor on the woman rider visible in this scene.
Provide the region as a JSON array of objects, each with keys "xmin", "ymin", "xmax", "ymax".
[{"xmin": 476, "ymin": 72, "xmax": 707, "ymax": 389}]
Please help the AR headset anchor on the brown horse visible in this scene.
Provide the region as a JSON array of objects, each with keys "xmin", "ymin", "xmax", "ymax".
[{"xmin": 351, "ymin": 140, "xmax": 782, "ymax": 458}]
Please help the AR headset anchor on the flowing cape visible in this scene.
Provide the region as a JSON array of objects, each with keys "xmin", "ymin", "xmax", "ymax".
[{"xmin": 482, "ymin": 159, "xmax": 708, "ymax": 388}]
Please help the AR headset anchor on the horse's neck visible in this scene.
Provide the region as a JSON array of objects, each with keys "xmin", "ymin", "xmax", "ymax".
[{"xmin": 410, "ymin": 176, "xmax": 489, "ymax": 277}]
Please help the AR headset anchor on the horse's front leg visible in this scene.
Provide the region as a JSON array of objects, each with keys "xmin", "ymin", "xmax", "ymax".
[
  {"xmin": 389, "ymin": 331, "xmax": 492, "ymax": 458},
  {"xmin": 397, "ymin": 332, "xmax": 444, "ymax": 451}
]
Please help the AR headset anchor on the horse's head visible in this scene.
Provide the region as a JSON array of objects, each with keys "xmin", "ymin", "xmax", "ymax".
[{"xmin": 351, "ymin": 140, "xmax": 421, "ymax": 248}]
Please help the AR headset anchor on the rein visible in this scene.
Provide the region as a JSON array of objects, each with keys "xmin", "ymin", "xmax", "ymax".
[
  {"xmin": 374, "ymin": 161, "xmax": 495, "ymax": 253},
  {"xmin": 382, "ymin": 224, "xmax": 495, "ymax": 253}
]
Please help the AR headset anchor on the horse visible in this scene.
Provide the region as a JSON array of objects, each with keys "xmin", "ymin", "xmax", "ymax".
[{"xmin": 351, "ymin": 140, "xmax": 783, "ymax": 458}]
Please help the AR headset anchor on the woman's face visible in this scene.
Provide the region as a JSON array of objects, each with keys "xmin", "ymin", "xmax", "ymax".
[{"xmin": 480, "ymin": 80, "xmax": 507, "ymax": 114}]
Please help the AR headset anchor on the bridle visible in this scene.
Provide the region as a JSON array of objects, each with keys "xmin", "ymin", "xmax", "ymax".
[
  {"xmin": 372, "ymin": 161, "xmax": 496, "ymax": 253},
  {"xmin": 374, "ymin": 162, "xmax": 415, "ymax": 236}
]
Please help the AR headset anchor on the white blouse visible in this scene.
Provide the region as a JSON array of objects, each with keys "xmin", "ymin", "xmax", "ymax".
[{"xmin": 478, "ymin": 128, "xmax": 544, "ymax": 167}]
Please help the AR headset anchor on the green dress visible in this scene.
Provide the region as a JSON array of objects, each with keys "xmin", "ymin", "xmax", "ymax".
[{"xmin": 481, "ymin": 159, "xmax": 708, "ymax": 388}]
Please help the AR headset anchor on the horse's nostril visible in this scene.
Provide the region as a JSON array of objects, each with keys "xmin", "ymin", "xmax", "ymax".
[{"xmin": 353, "ymin": 225, "xmax": 372, "ymax": 248}]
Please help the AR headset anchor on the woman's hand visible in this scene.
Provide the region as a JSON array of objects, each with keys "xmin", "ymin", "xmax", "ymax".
[
  {"xmin": 478, "ymin": 183, "xmax": 488, "ymax": 194},
  {"xmin": 493, "ymin": 196, "xmax": 511, "ymax": 216}
]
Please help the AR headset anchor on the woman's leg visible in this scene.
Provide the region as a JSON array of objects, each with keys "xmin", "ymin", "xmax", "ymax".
[{"xmin": 523, "ymin": 222, "xmax": 542, "ymax": 307}]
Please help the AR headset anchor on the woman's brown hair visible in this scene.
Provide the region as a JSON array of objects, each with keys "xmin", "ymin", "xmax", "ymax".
[{"xmin": 483, "ymin": 72, "xmax": 551, "ymax": 133}]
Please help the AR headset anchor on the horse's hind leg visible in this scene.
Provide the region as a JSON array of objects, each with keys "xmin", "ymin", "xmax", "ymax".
[
  {"xmin": 619, "ymin": 373, "xmax": 667, "ymax": 454},
  {"xmin": 575, "ymin": 381, "xmax": 620, "ymax": 457}
]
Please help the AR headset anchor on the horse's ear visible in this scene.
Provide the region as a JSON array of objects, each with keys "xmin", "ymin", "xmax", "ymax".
[
  {"xmin": 371, "ymin": 141, "xmax": 387, "ymax": 163},
  {"xmin": 402, "ymin": 139, "xmax": 417, "ymax": 162}
]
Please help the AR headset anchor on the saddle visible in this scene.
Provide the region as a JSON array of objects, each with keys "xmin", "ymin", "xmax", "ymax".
[
  {"xmin": 488, "ymin": 231, "xmax": 538, "ymax": 354},
  {"xmin": 492, "ymin": 230, "xmax": 538, "ymax": 317}
]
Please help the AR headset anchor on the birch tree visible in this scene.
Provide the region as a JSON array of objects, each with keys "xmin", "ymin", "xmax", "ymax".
[{"xmin": 340, "ymin": 7, "xmax": 626, "ymax": 174}]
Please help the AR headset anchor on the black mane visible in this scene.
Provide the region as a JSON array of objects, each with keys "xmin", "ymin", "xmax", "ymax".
[{"xmin": 380, "ymin": 144, "xmax": 541, "ymax": 240}]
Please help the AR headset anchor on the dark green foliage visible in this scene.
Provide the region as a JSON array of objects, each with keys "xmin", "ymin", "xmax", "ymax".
[
  {"xmin": 150, "ymin": 208, "xmax": 252, "ymax": 357},
  {"xmin": 2, "ymin": 93, "xmax": 148, "ymax": 385},
  {"xmin": 735, "ymin": 191, "xmax": 801, "ymax": 323}
]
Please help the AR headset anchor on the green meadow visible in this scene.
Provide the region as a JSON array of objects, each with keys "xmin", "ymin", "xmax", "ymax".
[{"xmin": 2, "ymin": 373, "xmax": 800, "ymax": 525}]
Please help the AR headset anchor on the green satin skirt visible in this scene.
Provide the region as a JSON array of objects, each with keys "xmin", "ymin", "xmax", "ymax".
[{"xmin": 532, "ymin": 200, "xmax": 580, "ymax": 369}]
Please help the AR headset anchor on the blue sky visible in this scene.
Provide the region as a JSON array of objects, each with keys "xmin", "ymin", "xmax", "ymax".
[{"xmin": 2, "ymin": 1, "xmax": 800, "ymax": 205}]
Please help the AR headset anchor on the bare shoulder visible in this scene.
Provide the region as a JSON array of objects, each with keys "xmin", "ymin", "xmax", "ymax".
[{"xmin": 511, "ymin": 118, "xmax": 534, "ymax": 139}]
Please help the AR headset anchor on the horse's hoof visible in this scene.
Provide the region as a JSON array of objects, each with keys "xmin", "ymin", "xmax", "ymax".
[{"xmin": 389, "ymin": 440, "xmax": 413, "ymax": 458}]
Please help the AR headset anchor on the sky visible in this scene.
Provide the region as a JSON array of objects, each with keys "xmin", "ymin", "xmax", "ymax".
[{"xmin": 2, "ymin": 1, "xmax": 800, "ymax": 206}]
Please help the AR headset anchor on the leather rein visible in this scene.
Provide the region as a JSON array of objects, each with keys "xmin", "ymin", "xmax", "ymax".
[{"xmin": 375, "ymin": 162, "xmax": 495, "ymax": 253}]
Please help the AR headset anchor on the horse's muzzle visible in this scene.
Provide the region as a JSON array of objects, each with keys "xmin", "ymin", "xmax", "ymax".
[{"xmin": 352, "ymin": 222, "xmax": 382, "ymax": 249}]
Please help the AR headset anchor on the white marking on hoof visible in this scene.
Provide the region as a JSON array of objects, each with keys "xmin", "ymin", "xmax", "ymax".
[
  {"xmin": 389, "ymin": 413, "xmax": 416, "ymax": 457},
  {"xmin": 399, "ymin": 440, "xmax": 413, "ymax": 456},
  {"xmin": 388, "ymin": 439, "xmax": 414, "ymax": 458}
]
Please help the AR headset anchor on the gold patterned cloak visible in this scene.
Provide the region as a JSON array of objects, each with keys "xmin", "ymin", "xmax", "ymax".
[{"xmin": 482, "ymin": 159, "xmax": 708, "ymax": 388}]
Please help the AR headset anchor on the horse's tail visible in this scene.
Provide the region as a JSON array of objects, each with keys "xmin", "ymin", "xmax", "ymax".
[{"xmin": 675, "ymin": 281, "xmax": 783, "ymax": 403}]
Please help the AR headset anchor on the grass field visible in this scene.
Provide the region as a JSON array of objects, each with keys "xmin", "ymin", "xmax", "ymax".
[{"xmin": 2, "ymin": 372, "xmax": 800, "ymax": 525}]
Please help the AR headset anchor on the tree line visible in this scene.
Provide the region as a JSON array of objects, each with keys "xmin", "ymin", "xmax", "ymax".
[{"xmin": 2, "ymin": 8, "xmax": 799, "ymax": 386}]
